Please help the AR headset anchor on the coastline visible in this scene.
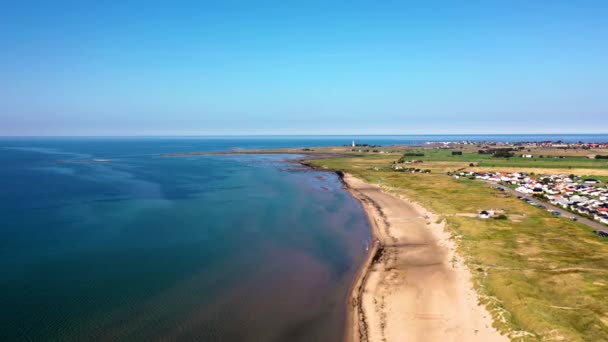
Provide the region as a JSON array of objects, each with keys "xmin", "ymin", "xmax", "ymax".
[
  {"xmin": 336, "ymin": 172, "xmax": 507, "ymax": 342},
  {"xmin": 336, "ymin": 172, "xmax": 383, "ymax": 342},
  {"xmin": 172, "ymin": 151, "xmax": 509, "ymax": 341}
]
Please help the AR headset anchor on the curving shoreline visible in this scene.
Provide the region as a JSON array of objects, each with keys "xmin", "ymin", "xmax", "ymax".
[
  {"xmin": 337, "ymin": 172, "xmax": 507, "ymax": 342},
  {"xmin": 336, "ymin": 172, "xmax": 384, "ymax": 342}
]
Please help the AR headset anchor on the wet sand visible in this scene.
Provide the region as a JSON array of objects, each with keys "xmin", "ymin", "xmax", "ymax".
[{"xmin": 341, "ymin": 173, "xmax": 507, "ymax": 342}]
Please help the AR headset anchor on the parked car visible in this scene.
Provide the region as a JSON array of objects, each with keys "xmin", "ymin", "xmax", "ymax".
[
  {"xmin": 570, "ymin": 216, "xmax": 578, "ymax": 221},
  {"xmin": 551, "ymin": 211, "xmax": 561, "ymax": 216},
  {"xmin": 594, "ymin": 231, "xmax": 608, "ymax": 238}
]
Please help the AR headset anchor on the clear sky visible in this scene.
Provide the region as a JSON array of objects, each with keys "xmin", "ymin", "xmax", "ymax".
[{"xmin": 1, "ymin": 1, "xmax": 607, "ymax": 135}]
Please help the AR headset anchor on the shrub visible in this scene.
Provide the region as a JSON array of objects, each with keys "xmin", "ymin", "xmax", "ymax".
[{"xmin": 493, "ymin": 151, "xmax": 514, "ymax": 158}]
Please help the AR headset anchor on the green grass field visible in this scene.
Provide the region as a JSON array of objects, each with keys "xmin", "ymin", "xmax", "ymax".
[
  {"xmin": 311, "ymin": 155, "xmax": 608, "ymax": 341},
  {"xmin": 396, "ymin": 148, "xmax": 608, "ymax": 169}
]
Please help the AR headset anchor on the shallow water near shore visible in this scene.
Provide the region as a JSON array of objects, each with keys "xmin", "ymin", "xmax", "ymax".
[{"xmin": 0, "ymin": 138, "xmax": 372, "ymax": 341}]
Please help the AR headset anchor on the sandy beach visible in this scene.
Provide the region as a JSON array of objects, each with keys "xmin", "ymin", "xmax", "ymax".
[{"xmin": 341, "ymin": 173, "xmax": 507, "ymax": 342}]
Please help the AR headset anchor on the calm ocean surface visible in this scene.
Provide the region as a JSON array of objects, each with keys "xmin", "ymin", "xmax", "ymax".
[{"xmin": 1, "ymin": 134, "xmax": 607, "ymax": 341}]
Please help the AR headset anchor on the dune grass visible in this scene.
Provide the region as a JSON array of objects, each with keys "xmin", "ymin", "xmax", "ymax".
[{"xmin": 311, "ymin": 155, "xmax": 608, "ymax": 341}]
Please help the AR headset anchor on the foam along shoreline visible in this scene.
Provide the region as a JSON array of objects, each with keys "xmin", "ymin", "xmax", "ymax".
[{"xmin": 340, "ymin": 173, "xmax": 507, "ymax": 342}]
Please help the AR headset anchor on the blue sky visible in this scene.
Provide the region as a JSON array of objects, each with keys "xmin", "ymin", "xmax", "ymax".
[{"xmin": 1, "ymin": 1, "xmax": 607, "ymax": 135}]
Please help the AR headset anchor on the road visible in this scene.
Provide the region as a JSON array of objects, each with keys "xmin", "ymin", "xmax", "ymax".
[{"xmin": 484, "ymin": 181, "xmax": 608, "ymax": 234}]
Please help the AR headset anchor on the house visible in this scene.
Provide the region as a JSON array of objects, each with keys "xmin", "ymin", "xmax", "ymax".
[
  {"xmin": 471, "ymin": 169, "xmax": 608, "ymax": 224},
  {"xmin": 552, "ymin": 197, "xmax": 570, "ymax": 208},
  {"xmin": 521, "ymin": 154, "xmax": 533, "ymax": 158}
]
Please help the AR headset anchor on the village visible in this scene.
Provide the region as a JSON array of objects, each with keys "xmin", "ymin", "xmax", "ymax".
[
  {"xmin": 451, "ymin": 170, "xmax": 608, "ymax": 229},
  {"xmin": 425, "ymin": 140, "xmax": 608, "ymax": 150}
]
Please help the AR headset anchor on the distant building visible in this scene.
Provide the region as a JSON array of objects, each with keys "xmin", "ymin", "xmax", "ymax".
[{"xmin": 352, "ymin": 140, "xmax": 355, "ymax": 147}]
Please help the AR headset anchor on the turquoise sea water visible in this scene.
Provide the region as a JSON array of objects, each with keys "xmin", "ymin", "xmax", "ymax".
[{"xmin": 1, "ymin": 135, "xmax": 607, "ymax": 340}]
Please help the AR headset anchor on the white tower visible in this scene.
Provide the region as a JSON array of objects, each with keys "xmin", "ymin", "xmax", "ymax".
[{"xmin": 352, "ymin": 139, "xmax": 356, "ymax": 147}]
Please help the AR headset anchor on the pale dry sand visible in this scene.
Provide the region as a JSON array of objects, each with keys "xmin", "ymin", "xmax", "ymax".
[{"xmin": 342, "ymin": 173, "xmax": 507, "ymax": 342}]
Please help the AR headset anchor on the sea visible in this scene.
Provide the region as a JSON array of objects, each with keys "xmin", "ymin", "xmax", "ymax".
[{"xmin": 1, "ymin": 134, "xmax": 607, "ymax": 341}]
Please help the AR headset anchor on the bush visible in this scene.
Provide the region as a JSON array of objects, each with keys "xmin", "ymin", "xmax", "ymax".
[
  {"xmin": 494, "ymin": 214, "xmax": 508, "ymax": 220},
  {"xmin": 596, "ymin": 155, "xmax": 608, "ymax": 159},
  {"xmin": 493, "ymin": 151, "xmax": 514, "ymax": 158}
]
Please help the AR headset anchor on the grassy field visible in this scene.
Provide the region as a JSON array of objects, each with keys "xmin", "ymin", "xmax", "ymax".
[
  {"xmin": 396, "ymin": 148, "xmax": 608, "ymax": 170},
  {"xmin": 236, "ymin": 144, "xmax": 608, "ymax": 173},
  {"xmin": 310, "ymin": 155, "xmax": 608, "ymax": 341}
]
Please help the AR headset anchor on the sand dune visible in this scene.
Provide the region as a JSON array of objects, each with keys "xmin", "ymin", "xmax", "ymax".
[{"xmin": 342, "ymin": 173, "xmax": 507, "ymax": 342}]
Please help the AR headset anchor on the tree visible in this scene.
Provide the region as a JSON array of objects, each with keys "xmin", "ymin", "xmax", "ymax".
[{"xmin": 493, "ymin": 150, "xmax": 514, "ymax": 158}]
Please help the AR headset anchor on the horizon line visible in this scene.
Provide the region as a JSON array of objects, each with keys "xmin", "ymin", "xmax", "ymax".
[{"xmin": 2, "ymin": 133, "xmax": 608, "ymax": 139}]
